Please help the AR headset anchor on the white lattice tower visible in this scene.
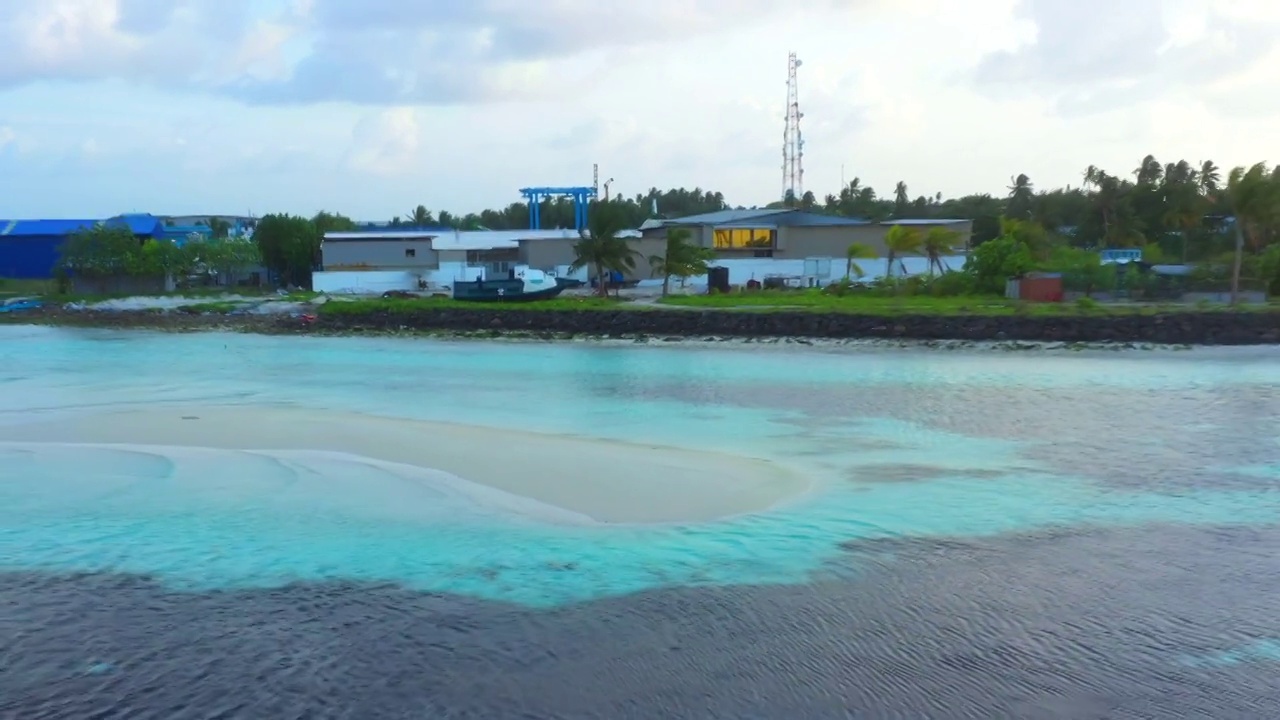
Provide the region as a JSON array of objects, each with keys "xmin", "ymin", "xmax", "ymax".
[{"xmin": 782, "ymin": 52, "xmax": 805, "ymax": 202}]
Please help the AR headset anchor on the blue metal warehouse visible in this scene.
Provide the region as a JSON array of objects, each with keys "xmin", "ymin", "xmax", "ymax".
[
  {"xmin": 0, "ymin": 214, "xmax": 170, "ymax": 279},
  {"xmin": 0, "ymin": 219, "xmax": 100, "ymax": 279}
]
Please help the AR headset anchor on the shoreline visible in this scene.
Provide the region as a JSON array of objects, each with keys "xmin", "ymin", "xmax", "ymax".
[
  {"xmin": 3, "ymin": 304, "xmax": 1280, "ymax": 346},
  {"xmin": 0, "ymin": 405, "xmax": 809, "ymax": 525}
]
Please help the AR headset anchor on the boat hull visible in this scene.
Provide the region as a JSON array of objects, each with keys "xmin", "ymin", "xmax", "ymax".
[{"xmin": 452, "ymin": 283, "xmax": 567, "ymax": 303}]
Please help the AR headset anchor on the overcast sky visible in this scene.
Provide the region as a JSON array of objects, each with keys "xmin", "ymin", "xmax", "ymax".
[{"xmin": 1, "ymin": 0, "xmax": 1277, "ymax": 220}]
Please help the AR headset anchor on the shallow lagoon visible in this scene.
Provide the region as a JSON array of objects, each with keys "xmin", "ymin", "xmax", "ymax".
[{"xmin": 2, "ymin": 326, "xmax": 1280, "ymax": 717}]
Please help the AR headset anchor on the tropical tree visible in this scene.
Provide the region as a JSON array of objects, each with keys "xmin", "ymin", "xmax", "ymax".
[
  {"xmin": 1199, "ymin": 160, "xmax": 1221, "ymax": 195},
  {"xmin": 893, "ymin": 181, "xmax": 910, "ymax": 216},
  {"xmin": 1224, "ymin": 163, "xmax": 1274, "ymax": 304},
  {"xmin": 1162, "ymin": 176, "xmax": 1207, "ymax": 263},
  {"xmin": 883, "ymin": 224, "xmax": 922, "ymax": 280},
  {"xmin": 206, "ymin": 217, "xmax": 232, "ymax": 239},
  {"xmin": 1006, "ymin": 173, "xmax": 1034, "ymax": 219},
  {"xmin": 254, "ymin": 214, "xmax": 321, "ymax": 288},
  {"xmin": 312, "ymin": 211, "xmax": 357, "ymax": 237},
  {"xmin": 570, "ymin": 201, "xmax": 638, "ymax": 298},
  {"xmin": 649, "ymin": 228, "xmax": 713, "ymax": 296},
  {"xmin": 199, "ymin": 238, "xmax": 262, "ymax": 286},
  {"xmin": 59, "ymin": 225, "xmax": 142, "ymax": 277},
  {"xmin": 407, "ymin": 205, "xmax": 434, "ymax": 227},
  {"xmin": 844, "ymin": 242, "xmax": 876, "ymax": 280},
  {"xmin": 921, "ymin": 227, "xmax": 961, "ymax": 275}
]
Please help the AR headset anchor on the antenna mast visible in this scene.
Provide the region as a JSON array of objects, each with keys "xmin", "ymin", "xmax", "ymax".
[{"xmin": 782, "ymin": 52, "xmax": 805, "ymax": 203}]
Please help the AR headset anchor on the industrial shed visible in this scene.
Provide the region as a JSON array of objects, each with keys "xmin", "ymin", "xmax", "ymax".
[
  {"xmin": 0, "ymin": 219, "xmax": 99, "ymax": 279},
  {"xmin": 639, "ymin": 209, "xmax": 973, "ymax": 259}
]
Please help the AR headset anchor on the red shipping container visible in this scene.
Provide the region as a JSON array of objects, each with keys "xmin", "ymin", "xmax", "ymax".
[{"xmin": 1018, "ymin": 273, "xmax": 1064, "ymax": 303}]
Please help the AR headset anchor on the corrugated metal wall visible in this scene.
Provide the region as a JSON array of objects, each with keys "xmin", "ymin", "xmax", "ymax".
[{"xmin": 0, "ymin": 236, "xmax": 63, "ymax": 279}]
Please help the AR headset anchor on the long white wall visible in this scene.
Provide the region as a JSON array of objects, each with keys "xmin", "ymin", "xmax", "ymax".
[{"xmin": 679, "ymin": 255, "xmax": 968, "ymax": 287}]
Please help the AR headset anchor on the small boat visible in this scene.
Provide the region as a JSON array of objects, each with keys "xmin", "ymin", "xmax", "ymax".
[{"xmin": 452, "ymin": 269, "xmax": 568, "ymax": 303}]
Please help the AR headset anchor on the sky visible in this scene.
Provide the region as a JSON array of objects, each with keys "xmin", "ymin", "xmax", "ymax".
[{"xmin": 1, "ymin": 0, "xmax": 1278, "ymax": 221}]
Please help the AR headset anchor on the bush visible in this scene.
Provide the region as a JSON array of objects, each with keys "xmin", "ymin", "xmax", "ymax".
[{"xmin": 925, "ymin": 271, "xmax": 974, "ymax": 297}]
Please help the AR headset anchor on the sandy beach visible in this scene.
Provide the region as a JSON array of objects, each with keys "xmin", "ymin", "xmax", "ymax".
[{"xmin": 0, "ymin": 405, "xmax": 808, "ymax": 524}]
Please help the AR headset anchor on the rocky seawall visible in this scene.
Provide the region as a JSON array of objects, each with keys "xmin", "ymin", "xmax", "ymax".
[
  {"xmin": 5, "ymin": 306, "xmax": 1280, "ymax": 345},
  {"xmin": 314, "ymin": 308, "xmax": 1280, "ymax": 345}
]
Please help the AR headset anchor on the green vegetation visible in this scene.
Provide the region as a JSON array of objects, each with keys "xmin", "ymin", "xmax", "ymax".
[
  {"xmin": 252, "ymin": 214, "xmax": 320, "ymax": 289},
  {"xmin": 649, "ymin": 228, "xmax": 714, "ymax": 296},
  {"xmin": 844, "ymin": 242, "xmax": 876, "ymax": 280},
  {"xmin": 317, "ymin": 295, "xmax": 631, "ymax": 316},
  {"xmin": 56, "ymin": 225, "xmax": 261, "ymax": 293},
  {"xmin": 0, "ymin": 277, "xmax": 53, "ymax": 298},
  {"xmin": 177, "ymin": 301, "xmax": 243, "ymax": 314},
  {"xmin": 569, "ymin": 201, "xmax": 639, "ymax": 298},
  {"xmin": 656, "ymin": 290, "xmax": 1269, "ymax": 316}
]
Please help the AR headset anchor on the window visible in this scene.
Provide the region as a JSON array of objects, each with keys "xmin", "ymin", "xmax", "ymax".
[
  {"xmin": 713, "ymin": 228, "xmax": 775, "ymax": 250},
  {"xmin": 405, "ymin": 248, "xmax": 416, "ymax": 258}
]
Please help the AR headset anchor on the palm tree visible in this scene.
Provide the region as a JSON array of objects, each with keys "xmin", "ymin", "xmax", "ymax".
[
  {"xmin": 1199, "ymin": 160, "xmax": 1221, "ymax": 196},
  {"xmin": 1133, "ymin": 154, "xmax": 1163, "ymax": 186},
  {"xmin": 570, "ymin": 201, "xmax": 637, "ymax": 298},
  {"xmin": 1225, "ymin": 164, "xmax": 1269, "ymax": 305},
  {"xmin": 407, "ymin": 205, "xmax": 434, "ymax": 227},
  {"xmin": 1007, "ymin": 173, "xmax": 1034, "ymax": 219},
  {"xmin": 921, "ymin": 227, "xmax": 961, "ymax": 275},
  {"xmin": 1163, "ymin": 183, "xmax": 1204, "ymax": 263},
  {"xmin": 883, "ymin": 224, "xmax": 922, "ymax": 280},
  {"xmin": 649, "ymin": 228, "xmax": 712, "ymax": 296},
  {"xmin": 844, "ymin": 242, "xmax": 876, "ymax": 280},
  {"xmin": 893, "ymin": 181, "xmax": 909, "ymax": 215}
]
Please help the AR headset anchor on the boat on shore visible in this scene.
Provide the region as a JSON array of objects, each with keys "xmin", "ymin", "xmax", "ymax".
[{"xmin": 452, "ymin": 269, "xmax": 572, "ymax": 303}]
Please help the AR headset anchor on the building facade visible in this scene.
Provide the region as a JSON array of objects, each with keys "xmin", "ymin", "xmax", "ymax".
[
  {"xmin": 639, "ymin": 209, "xmax": 973, "ymax": 259},
  {"xmin": 0, "ymin": 220, "xmax": 100, "ymax": 279},
  {"xmin": 316, "ymin": 227, "xmax": 660, "ymax": 293}
]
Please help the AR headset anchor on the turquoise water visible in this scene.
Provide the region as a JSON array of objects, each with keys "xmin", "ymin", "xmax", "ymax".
[{"xmin": 2, "ymin": 326, "xmax": 1279, "ymax": 607}]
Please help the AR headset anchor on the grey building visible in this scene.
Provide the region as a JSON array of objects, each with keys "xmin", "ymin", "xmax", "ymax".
[
  {"xmin": 322, "ymin": 229, "xmax": 661, "ymax": 281},
  {"xmin": 322, "ymin": 232, "xmax": 439, "ymax": 271},
  {"xmin": 639, "ymin": 209, "xmax": 973, "ymax": 258}
]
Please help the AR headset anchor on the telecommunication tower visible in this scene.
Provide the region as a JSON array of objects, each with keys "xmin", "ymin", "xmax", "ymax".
[{"xmin": 782, "ymin": 52, "xmax": 805, "ymax": 203}]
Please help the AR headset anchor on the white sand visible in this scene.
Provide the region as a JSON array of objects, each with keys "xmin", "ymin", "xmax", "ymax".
[{"xmin": 0, "ymin": 406, "xmax": 808, "ymax": 524}]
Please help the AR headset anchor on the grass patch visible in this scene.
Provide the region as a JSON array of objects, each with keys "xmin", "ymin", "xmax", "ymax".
[
  {"xmin": 657, "ymin": 290, "xmax": 1275, "ymax": 316},
  {"xmin": 177, "ymin": 301, "xmax": 245, "ymax": 314},
  {"xmin": 318, "ymin": 295, "xmax": 634, "ymax": 316},
  {"xmin": 0, "ymin": 278, "xmax": 54, "ymax": 298}
]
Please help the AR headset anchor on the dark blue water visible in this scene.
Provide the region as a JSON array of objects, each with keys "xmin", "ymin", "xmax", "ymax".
[{"xmin": 5, "ymin": 523, "xmax": 1280, "ymax": 718}]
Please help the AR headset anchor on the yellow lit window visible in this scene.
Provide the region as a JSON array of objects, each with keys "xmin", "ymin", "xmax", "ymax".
[{"xmin": 712, "ymin": 228, "xmax": 774, "ymax": 249}]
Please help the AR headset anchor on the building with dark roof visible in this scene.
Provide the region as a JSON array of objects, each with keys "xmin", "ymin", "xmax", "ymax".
[{"xmin": 639, "ymin": 209, "xmax": 973, "ymax": 258}]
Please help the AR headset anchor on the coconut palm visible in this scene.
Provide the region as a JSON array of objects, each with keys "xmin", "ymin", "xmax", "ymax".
[
  {"xmin": 921, "ymin": 227, "xmax": 960, "ymax": 276},
  {"xmin": 570, "ymin": 201, "xmax": 638, "ymax": 298},
  {"xmin": 883, "ymin": 224, "xmax": 922, "ymax": 280},
  {"xmin": 407, "ymin": 205, "xmax": 434, "ymax": 227},
  {"xmin": 893, "ymin": 181, "xmax": 909, "ymax": 215},
  {"xmin": 1224, "ymin": 163, "xmax": 1269, "ymax": 305},
  {"xmin": 649, "ymin": 228, "xmax": 713, "ymax": 296},
  {"xmin": 844, "ymin": 242, "xmax": 876, "ymax": 280},
  {"xmin": 1006, "ymin": 173, "xmax": 1034, "ymax": 219},
  {"xmin": 1199, "ymin": 160, "xmax": 1221, "ymax": 195}
]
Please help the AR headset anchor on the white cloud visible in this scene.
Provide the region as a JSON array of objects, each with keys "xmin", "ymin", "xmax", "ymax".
[
  {"xmin": 0, "ymin": 0, "xmax": 1279, "ymax": 219},
  {"xmin": 345, "ymin": 108, "xmax": 422, "ymax": 176}
]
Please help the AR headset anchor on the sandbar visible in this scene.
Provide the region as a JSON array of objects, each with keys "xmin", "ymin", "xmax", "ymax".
[{"xmin": 0, "ymin": 405, "xmax": 809, "ymax": 524}]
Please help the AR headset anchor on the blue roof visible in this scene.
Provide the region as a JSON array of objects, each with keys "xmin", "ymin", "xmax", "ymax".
[
  {"xmin": 882, "ymin": 218, "xmax": 970, "ymax": 225},
  {"xmin": 0, "ymin": 219, "xmax": 100, "ymax": 237},
  {"xmin": 106, "ymin": 213, "xmax": 164, "ymax": 235}
]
